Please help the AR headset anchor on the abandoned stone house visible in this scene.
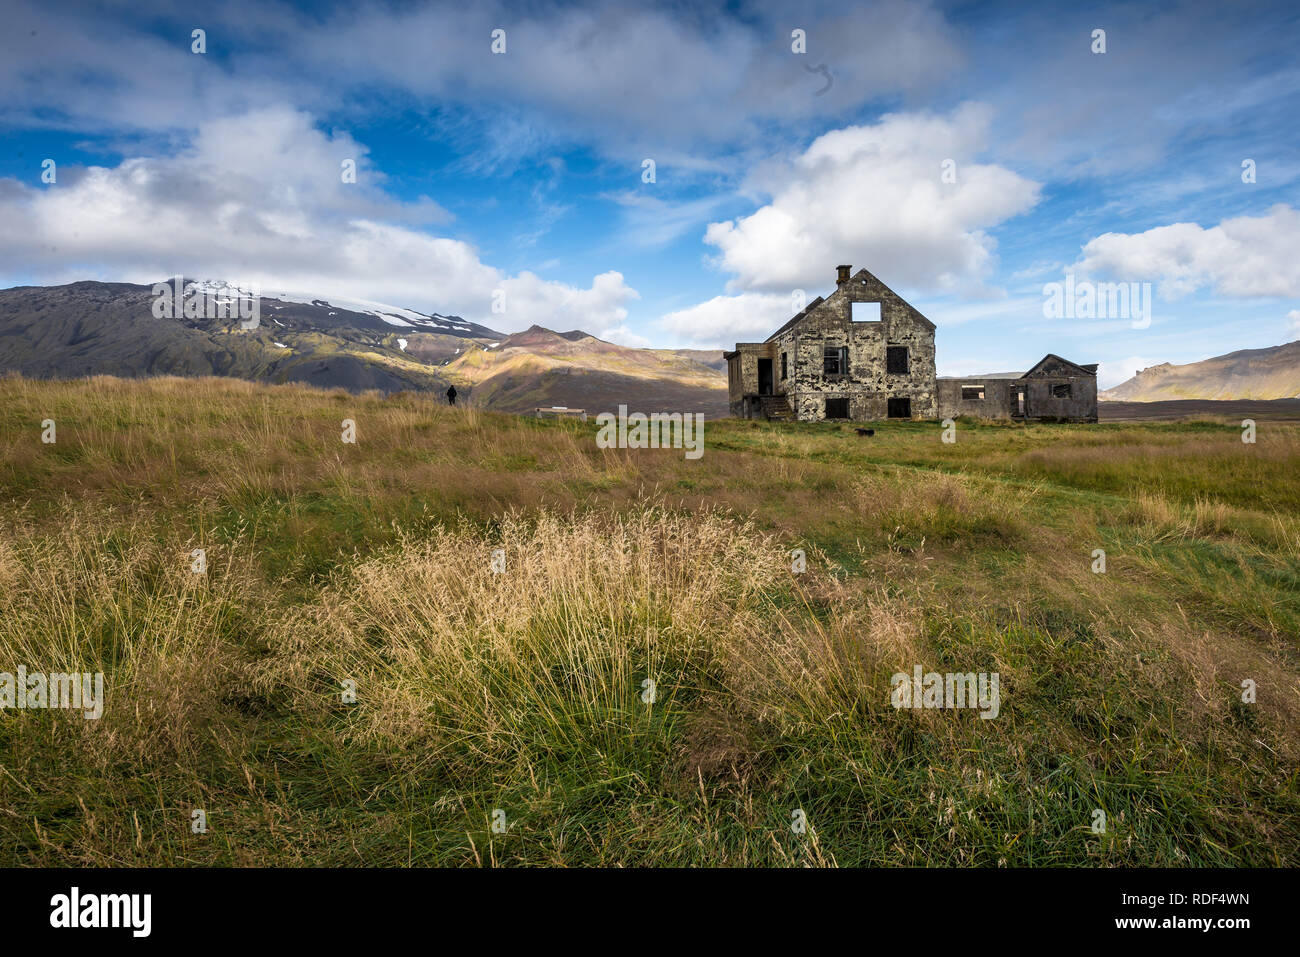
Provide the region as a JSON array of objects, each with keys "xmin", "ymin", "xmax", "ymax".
[
  {"xmin": 937, "ymin": 355, "xmax": 1099, "ymax": 423},
  {"xmin": 724, "ymin": 265, "xmax": 1098, "ymax": 423}
]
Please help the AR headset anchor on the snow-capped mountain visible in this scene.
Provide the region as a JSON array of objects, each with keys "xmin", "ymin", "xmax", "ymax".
[
  {"xmin": 257, "ymin": 287, "xmax": 499, "ymax": 337},
  {"xmin": 0, "ymin": 279, "xmax": 500, "ymax": 394},
  {"xmin": 0, "ymin": 279, "xmax": 727, "ymax": 413},
  {"xmin": 173, "ymin": 279, "xmax": 501, "ymax": 339}
]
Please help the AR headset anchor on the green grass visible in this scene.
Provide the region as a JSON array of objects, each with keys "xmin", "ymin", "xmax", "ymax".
[{"xmin": 0, "ymin": 375, "xmax": 1297, "ymax": 866}]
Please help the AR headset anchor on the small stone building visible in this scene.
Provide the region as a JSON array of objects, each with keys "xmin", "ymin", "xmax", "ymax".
[
  {"xmin": 726, "ymin": 265, "xmax": 1098, "ymax": 424},
  {"xmin": 937, "ymin": 355, "xmax": 1098, "ymax": 422},
  {"xmin": 724, "ymin": 265, "xmax": 937, "ymax": 422}
]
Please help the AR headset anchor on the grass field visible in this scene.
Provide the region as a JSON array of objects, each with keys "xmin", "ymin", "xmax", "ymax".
[{"xmin": 1, "ymin": 375, "xmax": 1297, "ymax": 866}]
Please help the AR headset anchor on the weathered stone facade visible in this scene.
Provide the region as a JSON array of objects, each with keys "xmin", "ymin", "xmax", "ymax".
[
  {"xmin": 937, "ymin": 355, "xmax": 1099, "ymax": 423},
  {"xmin": 935, "ymin": 376, "xmax": 1021, "ymax": 419},
  {"xmin": 724, "ymin": 266, "xmax": 937, "ymax": 422},
  {"xmin": 726, "ymin": 265, "xmax": 1099, "ymax": 424}
]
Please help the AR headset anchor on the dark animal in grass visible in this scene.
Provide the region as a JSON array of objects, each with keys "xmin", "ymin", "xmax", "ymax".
[{"xmin": 854, "ymin": 427, "xmax": 875, "ymax": 437}]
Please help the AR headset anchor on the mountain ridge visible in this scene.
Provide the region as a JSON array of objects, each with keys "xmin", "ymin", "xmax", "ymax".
[
  {"xmin": 0, "ymin": 280, "xmax": 727, "ymax": 415},
  {"xmin": 1102, "ymin": 340, "xmax": 1300, "ymax": 401}
]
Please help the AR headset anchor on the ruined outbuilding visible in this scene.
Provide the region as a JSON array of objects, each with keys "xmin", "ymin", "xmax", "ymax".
[
  {"xmin": 725, "ymin": 265, "xmax": 1097, "ymax": 423},
  {"xmin": 937, "ymin": 355, "xmax": 1099, "ymax": 422}
]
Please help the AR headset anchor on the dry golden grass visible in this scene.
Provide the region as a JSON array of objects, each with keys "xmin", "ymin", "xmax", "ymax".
[{"xmin": 0, "ymin": 375, "xmax": 1296, "ymax": 866}]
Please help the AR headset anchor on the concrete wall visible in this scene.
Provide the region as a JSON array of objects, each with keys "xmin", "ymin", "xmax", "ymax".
[
  {"xmin": 936, "ymin": 364, "xmax": 1099, "ymax": 423},
  {"xmin": 1021, "ymin": 355, "xmax": 1099, "ymax": 421},
  {"xmin": 1024, "ymin": 374, "xmax": 1098, "ymax": 421},
  {"xmin": 937, "ymin": 379, "xmax": 1018, "ymax": 419}
]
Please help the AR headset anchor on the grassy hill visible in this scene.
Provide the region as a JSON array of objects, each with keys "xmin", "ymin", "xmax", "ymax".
[
  {"xmin": 1102, "ymin": 340, "xmax": 1300, "ymax": 401},
  {"xmin": 442, "ymin": 325, "xmax": 727, "ymax": 417},
  {"xmin": 1, "ymin": 375, "xmax": 1297, "ymax": 866}
]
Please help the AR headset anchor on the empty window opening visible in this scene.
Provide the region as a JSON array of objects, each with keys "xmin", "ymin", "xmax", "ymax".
[
  {"xmin": 1051, "ymin": 383, "xmax": 1072, "ymax": 398},
  {"xmin": 961, "ymin": 385, "xmax": 985, "ymax": 401},
  {"xmin": 825, "ymin": 397, "xmax": 850, "ymax": 419},
  {"xmin": 823, "ymin": 345, "xmax": 849, "ymax": 376},
  {"xmin": 886, "ymin": 346, "xmax": 909, "ymax": 374},
  {"xmin": 887, "ymin": 397, "xmax": 912, "ymax": 419},
  {"xmin": 851, "ymin": 301, "xmax": 882, "ymax": 323},
  {"xmin": 781, "ymin": 352, "xmax": 788, "ymax": 380}
]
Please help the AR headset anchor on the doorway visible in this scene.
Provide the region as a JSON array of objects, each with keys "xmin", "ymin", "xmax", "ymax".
[{"xmin": 757, "ymin": 358, "xmax": 773, "ymax": 395}]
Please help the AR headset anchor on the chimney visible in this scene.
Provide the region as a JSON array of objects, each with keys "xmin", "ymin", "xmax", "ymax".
[{"xmin": 836, "ymin": 264, "xmax": 851, "ymax": 285}]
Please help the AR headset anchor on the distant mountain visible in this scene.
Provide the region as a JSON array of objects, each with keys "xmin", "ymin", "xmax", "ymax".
[
  {"xmin": 0, "ymin": 281, "xmax": 727, "ymax": 414},
  {"xmin": 0, "ymin": 280, "xmax": 501, "ymax": 394},
  {"xmin": 1102, "ymin": 341, "xmax": 1300, "ymax": 401},
  {"xmin": 442, "ymin": 324, "xmax": 727, "ymax": 416}
]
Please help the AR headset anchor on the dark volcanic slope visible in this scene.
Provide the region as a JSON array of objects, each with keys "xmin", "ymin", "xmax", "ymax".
[
  {"xmin": 1099, "ymin": 398, "xmax": 1300, "ymax": 422},
  {"xmin": 0, "ymin": 280, "xmax": 498, "ymax": 393},
  {"xmin": 0, "ymin": 282, "xmax": 728, "ymax": 412}
]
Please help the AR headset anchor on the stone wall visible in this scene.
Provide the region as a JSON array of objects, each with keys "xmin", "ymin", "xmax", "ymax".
[
  {"xmin": 936, "ymin": 362, "xmax": 1099, "ymax": 423},
  {"xmin": 771, "ymin": 269, "xmax": 938, "ymax": 421},
  {"xmin": 726, "ymin": 267, "xmax": 1108, "ymax": 425},
  {"xmin": 1024, "ymin": 374, "xmax": 1098, "ymax": 421},
  {"xmin": 725, "ymin": 343, "xmax": 775, "ymax": 417},
  {"xmin": 937, "ymin": 378, "xmax": 1017, "ymax": 419}
]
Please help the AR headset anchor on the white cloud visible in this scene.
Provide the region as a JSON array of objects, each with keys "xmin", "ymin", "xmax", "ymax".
[
  {"xmin": 703, "ymin": 104, "xmax": 1041, "ymax": 294},
  {"xmin": 655, "ymin": 105, "xmax": 1041, "ymax": 346},
  {"xmin": 595, "ymin": 324, "xmax": 652, "ymax": 348},
  {"xmin": 1075, "ymin": 205, "xmax": 1300, "ymax": 299},
  {"xmin": 1288, "ymin": 309, "xmax": 1300, "ymax": 338},
  {"xmin": 0, "ymin": 107, "xmax": 636, "ymax": 333},
  {"xmin": 1097, "ymin": 356, "xmax": 1160, "ymax": 391},
  {"xmin": 657, "ymin": 292, "xmax": 795, "ymax": 347},
  {"xmin": 496, "ymin": 271, "xmax": 639, "ymax": 333}
]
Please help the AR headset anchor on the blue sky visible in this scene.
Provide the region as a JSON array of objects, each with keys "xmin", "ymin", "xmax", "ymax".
[{"xmin": 1, "ymin": 0, "xmax": 1297, "ymax": 387}]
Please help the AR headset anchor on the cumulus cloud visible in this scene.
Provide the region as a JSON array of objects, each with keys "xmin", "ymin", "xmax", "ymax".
[
  {"xmin": 656, "ymin": 105, "xmax": 1041, "ymax": 345},
  {"xmin": 0, "ymin": 107, "xmax": 636, "ymax": 332},
  {"xmin": 1096, "ymin": 356, "xmax": 1160, "ymax": 391},
  {"xmin": 703, "ymin": 104, "xmax": 1041, "ymax": 294},
  {"xmin": 496, "ymin": 270, "xmax": 639, "ymax": 333},
  {"xmin": 594, "ymin": 324, "xmax": 652, "ymax": 348},
  {"xmin": 1288, "ymin": 309, "xmax": 1300, "ymax": 337},
  {"xmin": 1074, "ymin": 205, "xmax": 1300, "ymax": 299},
  {"xmin": 658, "ymin": 292, "xmax": 795, "ymax": 348}
]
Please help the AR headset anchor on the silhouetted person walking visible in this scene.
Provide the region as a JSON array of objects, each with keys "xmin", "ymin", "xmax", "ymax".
[{"xmin": 446, "ymin": 385, "xmax": 457, "ymax": 406}]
